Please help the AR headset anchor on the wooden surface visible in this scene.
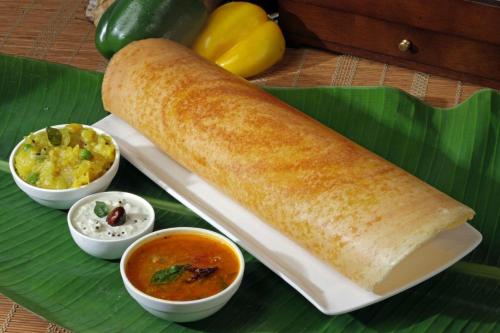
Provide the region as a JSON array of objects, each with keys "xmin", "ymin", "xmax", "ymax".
[
  {"xmin": 278, "ymin": 0, "xmax": 500, "ymax": 88},
  {"xmin": 0, "ymin": 0, "xmax": 493, "ymax": 332},
  {"xmin": 297, "ymin": 0, "xmax": 500, "ymax": 44}
]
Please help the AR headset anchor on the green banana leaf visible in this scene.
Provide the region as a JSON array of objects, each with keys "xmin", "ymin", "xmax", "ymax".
[{"xmin": 0, "ymin": 54, "xmax": 499, "ymax": 333}]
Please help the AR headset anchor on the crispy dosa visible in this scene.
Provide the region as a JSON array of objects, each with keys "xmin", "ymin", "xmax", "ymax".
[{"xmin": 102, "ymin": 39, "xmax": 474, "ymax": 290}]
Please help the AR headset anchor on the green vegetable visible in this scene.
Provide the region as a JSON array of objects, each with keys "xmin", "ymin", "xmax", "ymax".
[
  {"xmin": 46, "ymin": 127, "xmax": 62, "ymax": 146},
  {"xmin": 23, "ymin": 144, "xmax": 32, "ymax": 151},
  {"xmin": 94, "ymin": 201, "xmax": 109, "ymax": 218},
  {"xmin": 80, "ymin": 148, "xmax": 92, "ymax": 160},
  {"xmin": 95, "ymin": 0, "xmax": 208, "ymax": 59},
  {"xmin": 26, "ymin": 172, "xmax": 39, "ymax": 185},
  {"xmin": 150, "ymin": 264, "xmax": 188, "ymax": 285}
]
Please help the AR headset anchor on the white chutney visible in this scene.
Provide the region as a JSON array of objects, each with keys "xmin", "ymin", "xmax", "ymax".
[{"xmin": 72, "ymin": 192, "xmax": 152, "ymax": 240}]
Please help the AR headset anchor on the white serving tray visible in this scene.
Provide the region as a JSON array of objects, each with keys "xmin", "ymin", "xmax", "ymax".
[{"xmin": 94, "ymin": 115, "xmax": 482, "ymax": 315}]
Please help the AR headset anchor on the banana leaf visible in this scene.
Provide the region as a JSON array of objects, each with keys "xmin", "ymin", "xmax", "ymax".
[{"xmin": 0, "ymin": 54, "xmax": 499, "ymax": 333}]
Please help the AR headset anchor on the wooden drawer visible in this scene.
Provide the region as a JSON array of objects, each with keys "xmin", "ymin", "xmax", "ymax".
[{"xmin": 278, "ymin": 0, "xmax": 500, "ymax": 88}]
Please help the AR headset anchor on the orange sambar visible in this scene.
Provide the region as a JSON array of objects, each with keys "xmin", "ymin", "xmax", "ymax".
[{"xmin": 126, "ymin": 233, "xmax": 240, "ymax": 301}]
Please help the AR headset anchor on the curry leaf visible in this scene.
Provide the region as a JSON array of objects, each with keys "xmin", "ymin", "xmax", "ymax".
[
  {"xmin": 46, "ymin": 126, "xmax": 62, "ymax": 146},
  {"xmin": 218, "ymin": 277, "xmax": 228, "ymax": 290},
  {"xmin": 150, "ymin": 264, "xmax": 188, "ymax": 285},
  {"xmin": 94, "ymin": 201, "xmax": 109, "ymax": 218}
]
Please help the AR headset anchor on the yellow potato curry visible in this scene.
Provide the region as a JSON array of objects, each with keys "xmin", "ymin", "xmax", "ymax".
[{"xmin": 14, "ymin": 124, "xmax": 115, "ymax": 189}]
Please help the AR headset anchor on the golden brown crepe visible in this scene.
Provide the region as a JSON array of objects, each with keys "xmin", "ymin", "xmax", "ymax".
[{"xmin": 102, "ymin": 39, "xmax": 474, "ymax": 290}]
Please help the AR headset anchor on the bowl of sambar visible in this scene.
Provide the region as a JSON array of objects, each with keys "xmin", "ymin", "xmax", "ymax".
[{"xmin": 120, "ymin": 227, "xmax": 245, "ymax": 322}]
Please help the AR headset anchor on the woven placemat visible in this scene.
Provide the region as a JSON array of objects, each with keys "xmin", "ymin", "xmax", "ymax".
[{"xmin": 0, "ymin": 1, "xmax": 490, "ymax": 332}]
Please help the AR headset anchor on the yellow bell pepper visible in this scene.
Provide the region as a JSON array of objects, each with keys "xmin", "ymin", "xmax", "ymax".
[{"xmin": 193, "ymin": 2, "xmax": 285, "ymax": 78}]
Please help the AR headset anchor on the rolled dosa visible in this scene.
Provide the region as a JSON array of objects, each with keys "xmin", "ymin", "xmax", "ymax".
[{"xmin": 102, "ymin": 39, "xmax": 474, "ymax": 290}]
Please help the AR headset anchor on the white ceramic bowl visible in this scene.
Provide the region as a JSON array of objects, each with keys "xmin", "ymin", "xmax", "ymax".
[
  {"xmin": 67, "ymin": 191, "xmax": 155, "ymax": 260},
  {"xmin": 120, "ymin": 227, "xmax": 245, "ymax": 322},
  {"xmin": 9, "ymin": 124, "xmax": 120, "ymax": 209}
]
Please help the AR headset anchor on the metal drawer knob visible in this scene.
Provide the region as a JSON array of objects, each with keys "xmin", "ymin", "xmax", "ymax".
[{"xmin": 398, "ymin": 39, "xmax": 412, "ymax": 52}]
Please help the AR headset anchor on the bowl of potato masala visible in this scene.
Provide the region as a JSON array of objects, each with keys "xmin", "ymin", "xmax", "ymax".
[
  {"xmin": 120, "ymin": 227, "xmax": 245, "ymax": 322},
  {"xmin": 9, "ymin": 124, "xmax": 119, "ymax": 209}
]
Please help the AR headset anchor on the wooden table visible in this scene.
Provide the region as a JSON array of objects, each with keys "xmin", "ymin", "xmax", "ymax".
[{"xmin": 0, "ymin": 0, "xmax": 490, "ymax": 332}]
